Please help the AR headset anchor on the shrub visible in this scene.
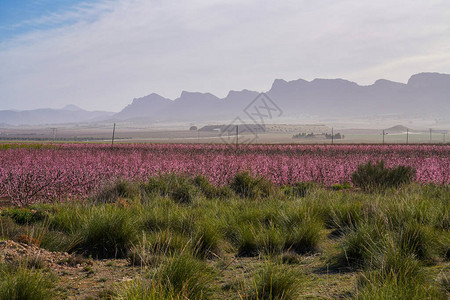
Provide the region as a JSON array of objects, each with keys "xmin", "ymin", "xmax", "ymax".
[
  {"xmin": 0, "ymin": 264, "xmax": 56, "ymax": 300},
  {"xmin": 351, "ymin": 161, "xmax": 415, "ymax": 191},
  {"xmin": 230, "ymin": 172, "xmax": 274, "ymax": 199},
  {"xmin": 76, "ymin": 206, "xmax": 138, "ymax": 258},
  {"xmin": 243, "ymin": 263, "xmax": 297, "ymax": 300}
]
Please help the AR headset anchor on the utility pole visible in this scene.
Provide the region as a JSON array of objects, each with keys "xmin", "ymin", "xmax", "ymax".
[
  {"xmin": 406, "ymin": 128, "xmax": 409, "ymax": 145},
  {"xmin": 382, "ymin": 130, "xmax": 385, "ymax": 145},
  {"xmin": 111, "ymin": 123, "xmax": 116, "ymax": 148},
  {"xmin": 331, "ymin": 128, "xmax": 334, "ymax": 145},
  {"xmin": 236, "ymin": 125, "xmax": 239, "ymax": 147},
  {"xmin": 50, "ymin": 128, "xmax": 57, "ymax": 141},
  {"xmin": 429, "ymin": 128, "xmax": 432, "ymax": 143}
]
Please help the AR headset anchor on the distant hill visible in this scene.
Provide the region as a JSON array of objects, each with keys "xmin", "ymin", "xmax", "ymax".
[
  {"xmin": 385, "ymin": 125, "xmax": 410, "ymax": 134},
  {"xmin": 112, "ymin": 72, "xmax": 450, "ymax": 123},
  {"xmin": 0, "ymin": 106, "xmax": 114, "ymax": 126}
]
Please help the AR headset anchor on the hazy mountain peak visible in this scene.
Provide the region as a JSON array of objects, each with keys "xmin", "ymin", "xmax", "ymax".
[
  {"xmin": 131, "ymin": 93, "xmax": 169, "ymax": 105},
  {"xmin": 63, "ymin": 104, "xmax": 84, "ymax": 111},
  {"xmin": 407, "ymin": 72, "xmax": 450, "ymax": 87},
  {"xmin": 270, "ymin": 78, "xmax": 310, "ymax": 90},
  {"xmin": 373, "ymin": 79, "xmax": 405, "ymax": 88},
  {"xmin": 311, "ymin": 78, "xmax": 359, "ymax": 87},
  {"xmin": 226, "ymin": 89, "xmax": 258, "ymax": 98},
  {"xmin": 271, "ymin": 79, "xmax": 288, "ymax": 89},
  {"xmin": 178, "ymin": 91, "xmax": 220, "ymax": 101}
]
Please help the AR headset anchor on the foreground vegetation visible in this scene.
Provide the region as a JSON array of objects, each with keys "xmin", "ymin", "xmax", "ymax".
[{"xmin": 0, "ymin": 171, "xmax": 449, "ymax": 299}]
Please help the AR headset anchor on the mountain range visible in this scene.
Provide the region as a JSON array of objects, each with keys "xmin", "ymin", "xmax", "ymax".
[
  {"xmin": 112, "ymin": 72, "xmax": 450, "ymax": 123},
  {"xmin": 1, "ymin": 72, "xmax": 449, "ymax": 126}
]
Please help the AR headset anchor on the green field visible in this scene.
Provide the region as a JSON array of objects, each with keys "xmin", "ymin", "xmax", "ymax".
[{"xmin": 0, "ymin": 173, "xmax": 448, "ymax": 299}]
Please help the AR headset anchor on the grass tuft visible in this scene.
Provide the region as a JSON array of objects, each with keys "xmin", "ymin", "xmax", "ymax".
[
  {"xmin": 230, "ymin": 172, "xmax": 275, "ymax": 199},
  {"xmin": 242, "ymin": 262, "xmax": 297, "ymax": 300},
  {"xmin": 351, "ymin": 160, "xmax": 415, "ymax": 192},
  {"xmin": 0, "ymin": 264, "xmax": 56, "ymax": 300},
  {"xmin": 76, "ymin": 205, "xmax": 138, "ymax": 258}
]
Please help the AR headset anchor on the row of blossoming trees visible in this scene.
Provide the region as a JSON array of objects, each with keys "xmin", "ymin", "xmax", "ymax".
[{"xmin": 0, "ymin": 144, "xmax": 448, "ymax": 205}]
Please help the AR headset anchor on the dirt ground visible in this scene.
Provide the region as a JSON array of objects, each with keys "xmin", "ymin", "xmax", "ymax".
[{"xmin": 0, "ymin": 239, "xmax": 359, "ymax": 299}]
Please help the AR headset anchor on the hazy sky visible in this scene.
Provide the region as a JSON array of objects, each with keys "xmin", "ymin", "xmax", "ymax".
[{"xmin": 1, "ymin": 0, "xmax": 449, "ymax": 112}]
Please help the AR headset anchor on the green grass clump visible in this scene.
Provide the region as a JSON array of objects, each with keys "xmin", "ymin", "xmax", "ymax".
[
  {"xmin": 242, "ymin": 263, "xmax": 297, "ymax": 300},
  {"xmin": 356, "ymin": 272, "xmax": 446, "ymax": 300},
  {"xmin": 396, "ymin": 222, "xmax": 438, "ymax": 261},
  {"xmin": 171, "ymin": 181, "xmax": 197, "ymax": 204},
  {"xmin": 92, "ymin": 179, "xmax": 139, "ymax": 203},
  {"xmin": 337, "ymin": 224, "xmax": 385, "ymax": 268},
  {"xmin": 235, "ymin": 224, "xmax": 259, "ymax": 257},
  {"xmin": 193, "ymin": 175, "xmax": 234, "ymax": 199},
  {"xmin": 351, "ymin": 160, "xmax": 415, "ymax": 192},
  {"xmin": 127, "ymin": 235, "xmax": 156, "ymax": 267},
  {"xmin": 142, "ymin": 173, "xmax": 199, "ymax": 203},
  {"xmin": 146, "ymin": 229, "xmax": 190, "ymax": 255},
  {"xmin": 230, "ymin": 172, "xmax": 274, "ymax": 199},
  {"xmin": 0, "ymin": 217, "xmax": 22, "ymax": 241},
  {"xmin": 152, "ymin": 253, "xmax": 213, "ymax": 299},
  {"xmin": 258, "ymin": 224, "xmax": 285, "ymax": 255},
  {"xmin": 326, "ymin": 199, "xmax": 365, "ymax": 235},
  {"xmin": 356, "ymin": 248, "xmax": 445, "ymax": 299},
  {"xmin": 1, "ymin": 208, "xmax": 47, "ymax": 225},
  {"xmin": 0, "ymin": 264, "xmax": 56, "ymax": 300},
  {"xmin": 192, "ymin": 220, "xmax": 222, "ymax": 259},
  {"xmin": 282, "ymin": 182, "xmax": 314, "ymax": 198},
  {"xmin": 76, "ymin": 205, "xmax": 138, "ymax": 258},
  {"xmin": 284, "ymin": 220, "xmax": 322, "ymax": 254},
  {"xmin": 331, "ymin": 182, "xmax": 352, "ymax": 191},
  {"xmin": 118, "ymin": 278, "xmax": 180, "ymax": 299},
  {"xmin": 49, "ymin": 204, "xmax": 87, "ymax": 234}
]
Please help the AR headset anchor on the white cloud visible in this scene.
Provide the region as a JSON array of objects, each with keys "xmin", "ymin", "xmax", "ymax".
[{"xmin": 0, "ymin": 0, "xmax": 449, "ymax": 111}]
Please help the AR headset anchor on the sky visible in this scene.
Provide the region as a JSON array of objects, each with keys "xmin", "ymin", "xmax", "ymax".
[{"xmin": 0, "ymin": 0, "xmax": 449, "ymax": 112}]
